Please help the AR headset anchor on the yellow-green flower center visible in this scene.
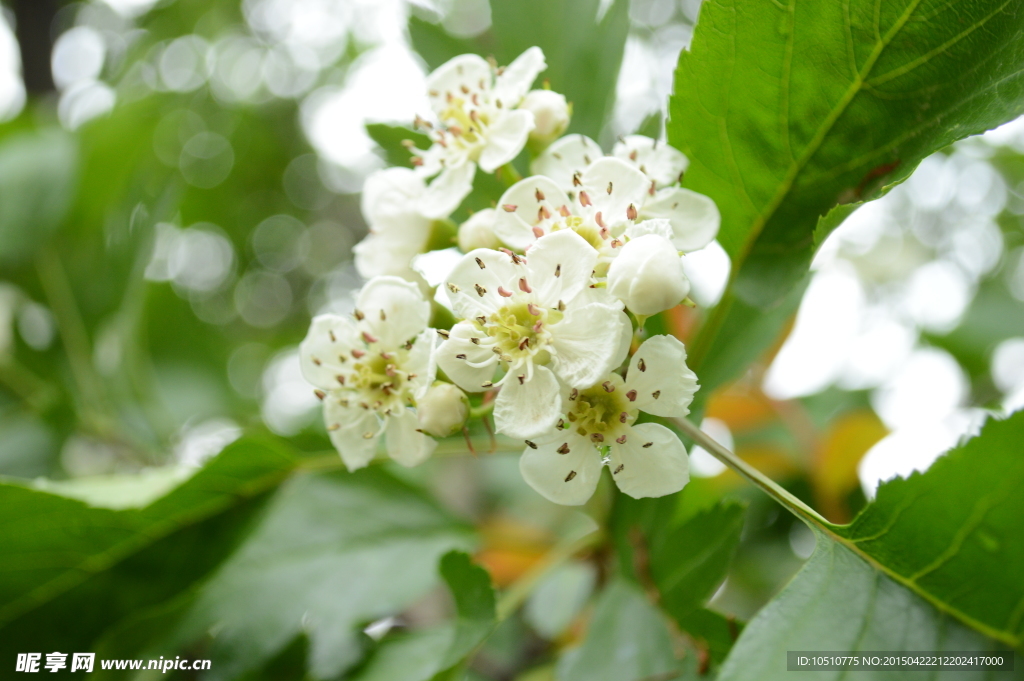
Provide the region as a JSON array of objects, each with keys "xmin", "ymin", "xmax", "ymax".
[{"xmin": 564, "ymin": 374, "xmax": 637, "ymax": 442}]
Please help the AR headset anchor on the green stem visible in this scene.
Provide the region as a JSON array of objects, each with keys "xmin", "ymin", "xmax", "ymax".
[
  {"xmin": 0, "ymin": 358, "xmax": 58, "ymax": 413},
  {"xmin": 496, "ymin": 528, "xmax": 605, "ymax": 621},
  {"xmin": 673, "ymin": 416, "xmax": 828, "ymax": 528},
  {"xmin": 295, "ymin": 436, "xmax": 521, "ymax": 473},
  {"xmin": 36, "ymin": 248, "xmax": 111, "ymax": 430},
  {"xmin": 469, "ymin": 400, "xmax": 495, "ymax": 419},
  {"xmin": 498, "ymin": 162, "xmax": 523, "ymax": 187}
]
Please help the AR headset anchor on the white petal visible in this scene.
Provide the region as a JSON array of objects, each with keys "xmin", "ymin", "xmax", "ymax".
[
  {"xmin": 492, "ymin": 175, "xmax": 571, "ymax": 250},
  {"xmin": 642, "ymin": 187, "xmax": 720, "ymax": 252},
  {"xmin": 492, "ymin": 46, "xmax": 546, "ymax": 107},
  {"xmin": 493, "ymin": 364, "xmax": 562, "ymax": 439},
  {"xmin": 479, "ymin": 109, "xmax": 534, "ymax": 172},
  {"xmin": 427, "ymin": 53, "xmax": 493, "ymax": 116},
  {"xmin": 579, "ymin": 157, "xmax": 650, "ymax": 230},
  {"xmin": 444, "ymin": 247, "xmax": 522, "ymax": 319},
  {"xmin": 300, "ymin": 314, "xmax": 359, "ymax": 390},
  {"xmin": 435, "ymin": 321, "xmax": 498, "ymax": 392},
  {"xmin": 611, "ymin": 135, "xmax": 688, "ymax": 188},
  {"xmin": 530, "ymin": 134, "xmax": 603, "ymax": 192},
  {"xmin": 354, "ymin": 233, "xmax": 422, "ymax": 280},
  {"xmin": 419, "ymin": 162, "xmax": 476, "ymax": 219},
  {"xmin": 523, "ymin": 229, "xmax": 598, "ymax": 307},
  {"xmin": 324, "ymin": 399, "xmax": 381, "ymax": 471},
  {"xmin": 361, "ymin": 167, "xmax": 426, "ymax": 224},
  {"xmin": 608, "ymin": 422, "xmax": 689, "ymax": 499},
  {"xmin": 356, "ymin": 276, "xmax": 431, "ymax": 348},
  {"xmin": 625, "ymin": 335, "xmax": 699, "ymax": 417},
  {"xmin": 386, "ymin": 408, "xmax": 438, "ymax": 467},
  {"xmin": 623, "ymin": 218, "xmax": 673, "ymax": 240},
  {"xmin": 550, "ymin": 304, "xmax": 628, "ymax": 387},
  {"xmin": 519, "ymin": 431, "xmax": 601, "ymax": 506},
  {"xmin": 406, "ymin": 328, "xmax": 438, "ymax": 399}
]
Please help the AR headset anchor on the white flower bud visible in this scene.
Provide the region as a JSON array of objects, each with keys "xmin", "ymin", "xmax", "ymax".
[
  {"xmin": 520, "ymin": 90, "xmax": 570, "ymax": 149},
  {"xmin": 457, "ymin": 209, "xmax": 502, "ymax": 252},
  {"xmin": 607, "ymin": 234, "xmax": 690, "ymax": 316},
  {"xmin": 416, "ymin": 381, "xmax": 470, "ymax": 438}
]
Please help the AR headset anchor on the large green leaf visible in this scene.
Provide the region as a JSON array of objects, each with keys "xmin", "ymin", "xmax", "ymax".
[
  {"xmin": 831, "ymin": 410, "xmax": 1024, "ymax": 647},
  {"xmin": 0, "ymin": 436, "xmax": 296, "ymax": 662},
  {"xmin": 690, "ymin": 410, "xmax": 1024, "ymax": 674},
  {"xmin": 489, "ymin": 0, "xmax": 630, "ymax": 139},
  {"xmin": 669, "ymin": 0, "xmax": 1024, "ymax": 387},
  {"xmin": 170, "ymin": 468, "xmax": 475, "ymax": 680},
  {"xmin": 717, "ymin": 537, "xmax": 1020, "ymax": 681}
]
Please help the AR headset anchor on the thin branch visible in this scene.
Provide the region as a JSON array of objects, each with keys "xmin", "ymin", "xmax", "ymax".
[{"xmin": 673, "ymin": 416, "xmax": 829, "ymax": 528}]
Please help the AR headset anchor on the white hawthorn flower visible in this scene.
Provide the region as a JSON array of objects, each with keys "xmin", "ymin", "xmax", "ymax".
[
  {"xmin": 457, "ymin": 208, "xmax": 503, "ymax": 252},
  {"xmin": 519, "ymin": 335, "xmax": 699, "ymax": 505},
  {"xmin": 531, "ymin": 134, "xmax": 720, "ymax": 252},
  {"xmin": 299, "ymin": 277, "xmax": 437, "ymax": 471},
  {"xmin": 520, "ymin": 89, "xmax": 571, "ymax": 149},
  {"xmin": 606, "ymin": 233, "xmax": 690, "ymax": 316},
  {"xmin": 413, "ymin": 47, "xmax": 547, "ymax": 217},
  {"xmin": 353, "ymin": 168, "xmax": 452, "ymax": 280},
  {"xmin": 436, "ymin": 230, "xmax": 629, "ymax": 440}
]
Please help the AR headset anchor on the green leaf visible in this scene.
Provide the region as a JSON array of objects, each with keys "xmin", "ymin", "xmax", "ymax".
[
  {"xmin": 0, "ymin": 129, "xmax": 77, "ymax": 263},
  {"xmin": 489, "ymin": 0, "xmax": 630, "ymax": 138},
  {"xmin": 366, "ymin": 123, "xmax": 431, "ymax": 169},
  {"xmin": 435, "ymin": 550, "xmax": 497, "ymax": 673},
  {"xmin": 557, "ymin": 579, "xmax": 679, "ymax": 681},
  {"xmin": 0, "ymin": 436, "xmax": 296, "ymax": 662},
  {"xmin": 831, "ymin": 410, "xmax": 1024, "ymax": 647},
  {"xmin": 408, "ymin": 15, "xmax": 493, "ymax": 71},
  {"xmin": 651, "ymin": 501, "xmax": 746, "ymax": 621},
  {"xmin": 524, "ymin": 561, "xmax": 596, "ymax": 639},
  {"xmin": 170, "ymin": 468, "xmax": 475, "ymax": 680},
  {"xmin": 669, "ymin": 0, "xmax": 1024, "ymax": 381},
  {"xmin": 716, "ymin": 537, "xmax": 1016, "ymax": 681}
]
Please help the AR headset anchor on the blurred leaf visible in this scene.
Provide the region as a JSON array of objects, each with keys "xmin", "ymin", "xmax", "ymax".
[
  {"xmin": 0, "ymin": 436, "xmax": 296, "ymax": 663},
  {"xmin": 353, "ymin": 628, "xmax": 455, "ymax": 681},
  {"xmin": 651, "ymin": 502, "xmax": 746, "ymax": 621},
  {"xmin": 556, "ymin": 579, "xmax": 679, "ymax": 681},
  {"xmin": 490, "ymin": 0, "xmax": 630, "ymax": 138},
  {"xmin": 366, "ymin": 123, "xmax": 431, "ymax": 169},
  {"xmin": 524, "ymin": 561, "xmax": 596, "ymax": 639},
  {"xmin": 811, "ymin": 410, "xmax": 887, "ymax": 523},
  {"xmin": 434, "ymin": 550, "xmax": 497, "ymax": 675},
  {"xmin": 31, "ymin": 466, "xmax": 198, "ymax": 510},
  {"xmin": 830, "ymin": 410, "xmax": 1024, "ymax": 647},
  {"xmin": 716, "ymin": 536, "xmax": 1016, "ymax": 681},
  {"xmin": 0, "ymin": 130, "xmax": 77, "ymax": 264},
  {"xmin": 670, "ymin": 0, "xmax": 1024, "ymax": 385},
  {"xmin": 171, "ymin": 467, "xmax": 475, "ymax": 680},
  {"xmin": 408, "ymin": 16, "xmax": 493, "ymax": 70}
]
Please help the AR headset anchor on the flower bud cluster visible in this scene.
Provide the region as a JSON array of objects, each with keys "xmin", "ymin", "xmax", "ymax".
[{"xmin": 303, "ymin": 48, "xmax": 718, "ymax": 504}]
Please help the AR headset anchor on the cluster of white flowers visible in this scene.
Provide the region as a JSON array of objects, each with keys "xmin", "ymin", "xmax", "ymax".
[{"xmin": 302, "ymin": 48, "xmax": 719, "ymax": 505}]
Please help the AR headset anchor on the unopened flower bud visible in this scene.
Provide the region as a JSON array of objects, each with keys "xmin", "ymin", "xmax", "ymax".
[
  {"xmin": 458, "ymin": 209, "xmax": 502, "ymax": 252},
  {"xmin": 521, "ymin": 90, "xmax": 571, "ymax": 150},
  {"xmin": 607, "ymin": 234, "xmax": 690, "ymax": 316},
  {"xmin": 417, "ymin": 382, "xmax": 470, "ymax": 438}
]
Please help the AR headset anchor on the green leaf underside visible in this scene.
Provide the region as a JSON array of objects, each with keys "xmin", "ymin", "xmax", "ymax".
[
  {"xmin": 557, "ymin": 580, "xmax": 679, "ymax": 681},
  {"xmin": 0, "ymin": 437, "xmax": 296, "ymax": 659},
  {"xmin": 832, "ymin": 411, "xmax": 1024, "ymax": 648},
  {"xmin": 717, "ymin": 537, "xmax": 1021, "ymax": 681},
  {"xmin": 669, "ymin": 0, "xmax": 1024, "ymax": 386},
  {"xmin": 170, "ymin": 468, "xmax": 475, "ymax": 681}
]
